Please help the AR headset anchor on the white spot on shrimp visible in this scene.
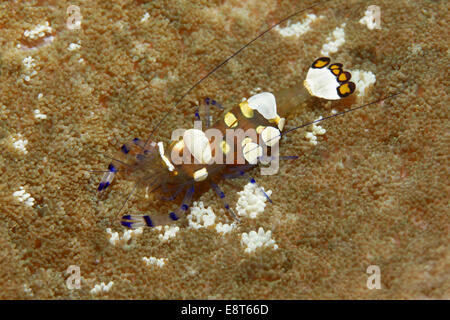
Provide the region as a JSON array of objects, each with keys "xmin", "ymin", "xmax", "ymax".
[
  {"xmin": 247, "ymin": 92, "xmax": 277, "ymax": 120},
  {"xmin": 182, "ymin": 130, "xmax": 212, "ymax": 164},
  {"xmin": 157, "ymin": 142, "xmax": 175, "ymax": 171}
]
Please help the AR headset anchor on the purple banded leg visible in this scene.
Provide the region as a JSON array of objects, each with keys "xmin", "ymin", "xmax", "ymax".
[
  {"xmin": 194, "ymin": 105, "xmax": 201, "ymax": 121},
  {"xmin": 167, "ymin": 185, "xmax": 195, "ymax": 221},
  {"xmin": 204, "ymin": 97, "xmax": 224, "ymax": 128},
  {"xmin": 161, "ymin": 185, "xmax": 184, "ymax": 201},
  {"xmin": 98, "ymin": 163, "xmax": 118, "ymax": 193},
  {"xmin": 121, "ymin": 137, "xmax": 157, "ymax": 159},
  {"xmin": 205, "ymin": 97, "xmax": 223, "ymax": 109},
  {"xmin": 210, "ymin": 182, "xmax": 240, "ymax": 223},
  {"xmin": 131, "ymin": 137, "xmax": 157, "ymax": 158},
  {"xmin": 222, "ymin": 171, "xmax": 245, "ymax": 180},
  {"xmin": 96, "ymin": 138, "xmax": 157, "ymax": 196},
  {"xmin": 194, "ymin": 97, "xmax": 224, "ymax": 128},
  {"xmin": 220, "ymin": 165, "xmax": 271, "ymax": 203},
  {"xmin": 121, "ymin": 185, "xmax": 195, "ymax": 229},
  {"xmin": 222, "ymin": 164, "xmax": 255, "ymax": 179},
  {"xmin": 97, "ymin": 138, "xmax": 143, "ymax": 193},
  {"xmin": 204, "ymin": 98, "xmax": 211, "ymax": 128},
  {"xmin": 119, "ymin": 138, "xmax": 142, "ymax": 155}
]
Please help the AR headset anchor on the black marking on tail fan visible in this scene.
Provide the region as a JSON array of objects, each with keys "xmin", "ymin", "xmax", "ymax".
[{"xmin": 312, "ymin": 57, "xmax": 331, "ymax": 69}]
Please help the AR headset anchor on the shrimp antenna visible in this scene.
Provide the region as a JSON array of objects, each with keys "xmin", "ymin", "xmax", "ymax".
[
  {"xmin": 282, "ymin": 92, "xmax": 403, "ymax": 135},
  {"xmin": 243, "ymin": 91, "xmax": 403, "ymax": 156},
  {"xmin": 86, "ymin": 170, "xmax": 123, "ymax": 174},
  {"xmin": 116, "ymin": 183, "xmax": 138, "ymax": 219},
  {"xmin": 87, "ymin": 147, "xmax": 132, "ymax": 168},
  {"xmin": 143, "ymin": 0, "xmax": 331, "ymax": 148}
]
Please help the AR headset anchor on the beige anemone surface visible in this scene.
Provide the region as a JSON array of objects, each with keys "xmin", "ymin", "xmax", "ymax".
[{"xmin": 0, "ymin": 0, "xmax": 448, "ymax": 299}]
